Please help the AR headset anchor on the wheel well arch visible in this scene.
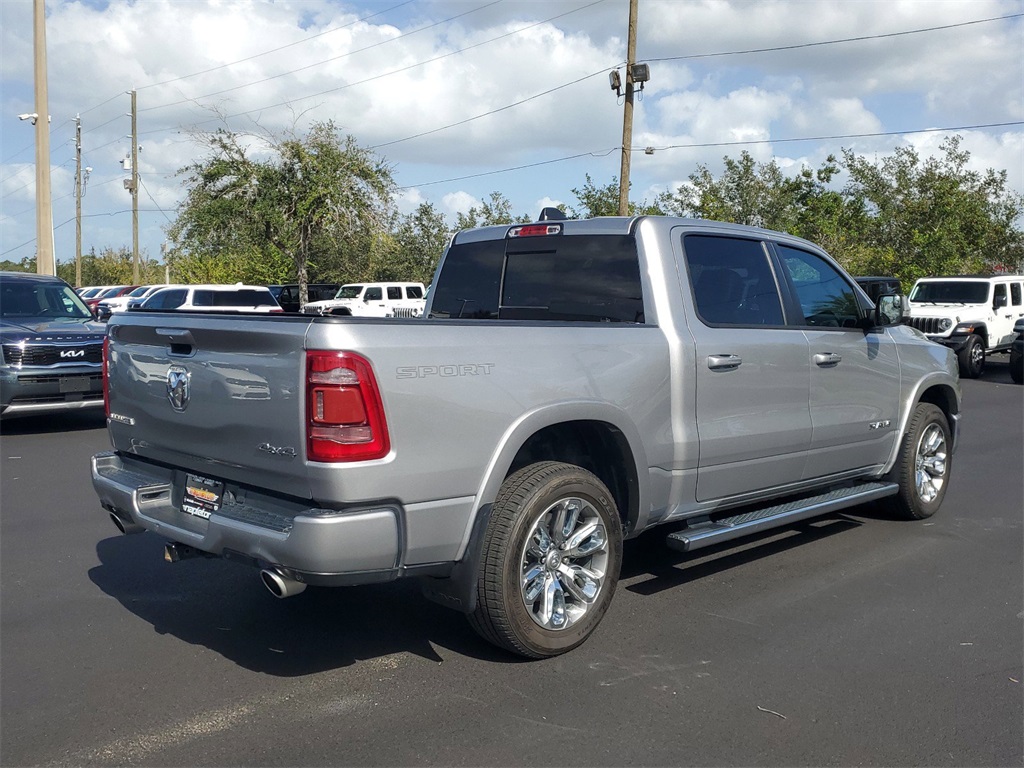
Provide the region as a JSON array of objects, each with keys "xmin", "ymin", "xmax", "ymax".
[
  {"xmin": 506, "ymin": 420, "xmax": 640, "ymax": 534},
  {"xmin": 917, "ymin": 383, "xmax": 959, "ymax": 424},
  {"xmin": 969, "ymin": 325, "xmax": 989, "ymax": 347}
]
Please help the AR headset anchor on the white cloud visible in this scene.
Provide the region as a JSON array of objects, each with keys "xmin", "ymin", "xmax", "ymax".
[{"xmin": 441, "ymin": 190, "xmax": 480, "ymax": 217}]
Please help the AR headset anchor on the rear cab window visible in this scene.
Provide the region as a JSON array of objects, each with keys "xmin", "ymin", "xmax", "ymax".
[{"xmin": 429, "ymin": 233, "xmax": 644, "ymax": 323}]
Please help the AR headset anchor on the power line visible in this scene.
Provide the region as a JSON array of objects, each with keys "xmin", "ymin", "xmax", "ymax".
[
  {"xmin": 146, "ymin": 0, "xmax": 609, "ymax": 130},
  {"xmin": 70, "ymin": 1, "xmax": 418, "ymax": 121},
  {"xmin": 140, "ymin": 0, "xmax": 505, "ymax": 113},
  {"xmin": 645, "ymin": 14, "xmax": 1023, "ymax": 63},
  {"xmin": 139, "ymin": 178, "xmax": 174, "ymax": 224},
  {"xmin": 370, "ymin": 68, "xmax": 613, "ymax": 149},
  {"xmin": 638, "ymin": 121, "xmax": 1024, "ymax": 152},
  {"xmin": 139, "ymin": 0, "xmax": 418, "ymax": 91},
  {"xmin": 401, "ymin": 147, "xmax": 620, "ymax": 188},
  {"xmin": 400, "ymin": 121, "xmax": 1024, "ymax": 189}
]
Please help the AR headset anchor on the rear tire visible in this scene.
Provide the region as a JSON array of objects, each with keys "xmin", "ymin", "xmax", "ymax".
[
  {"xmin": 468, "ymin": 461, "xmax": 623, "ymax": 658},
  {"xmin": 881, "ymin": 403, "xmax": 952, "ymax": 520},
  {"xmin": 957, "ymin": 335, "xmax": 985, "ymax": 378}
]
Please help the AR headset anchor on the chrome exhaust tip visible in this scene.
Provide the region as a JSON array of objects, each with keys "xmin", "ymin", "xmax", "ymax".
[{"xmin": 260, "ymin": 569, "xmax": 307, "ymax": 599}]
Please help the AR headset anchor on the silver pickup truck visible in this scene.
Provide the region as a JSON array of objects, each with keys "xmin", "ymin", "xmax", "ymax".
[{"xmin": 92, "ymin": 214, "xmax": 961, "ymax": 658}]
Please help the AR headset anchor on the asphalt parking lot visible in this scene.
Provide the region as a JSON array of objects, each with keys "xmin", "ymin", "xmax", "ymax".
[{"xmin": 1, "ymin": 364, "xmax": 1021, "ymax": 766}]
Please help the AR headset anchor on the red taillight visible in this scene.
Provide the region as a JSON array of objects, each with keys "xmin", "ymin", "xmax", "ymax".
[
  {"xmin": 102, "ymin": 335, "xmax": 110, "ymax": 417},
  {"xmin": 508, "ymin": 223, "xmax": 562, "ymax": 238},
  {"xmin": 306, "ymin": 351, "xmax": 390, "ymax": 462}
]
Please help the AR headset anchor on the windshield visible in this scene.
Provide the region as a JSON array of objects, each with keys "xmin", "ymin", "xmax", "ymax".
[
  {"xmin": 334, "ymin": 285, "xmax": 364, "ymax": 299},
  {"xmin": 909, "ymin": 281, "xmax": 990, "ymax": 304},
  {"xmin": 127, "ymin": 285, "xmax": 151, "ymax": 297},
  {"xmin": 1, "ymin": 281, "xmax": 93, "ymax": 320}
]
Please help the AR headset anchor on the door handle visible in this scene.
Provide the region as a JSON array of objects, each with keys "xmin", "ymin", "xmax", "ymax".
[
  {"xmin": 707, "ymin": 354, "xmax": 742, "ymax": 370},
  {"xmin": 814, "ymin": 352, "xmax": 842, "ymax": 366}
]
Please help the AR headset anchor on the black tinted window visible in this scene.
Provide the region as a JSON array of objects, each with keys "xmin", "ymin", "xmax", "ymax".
[
  {"xmin": 147, "ymin": 289, "xmax": 186, "ymax": 309},
  {"xmin": 777, "ymin": 245, "xmax": 861, "ymax": 327},
  {"xmin": 499, "ymin": 234, "xmax": 643, "ymax": 323},
  {"xmin": 683, "ymin": 235, "xmax": 784, "ymax": 326},
  {"xmin": 387, "ymin": 287, "xmax": 402, "ymax": 300},
  {"xmin": 364, "ymin": 287, "xmax": 382, "ymax": 301},
  {"xmin": 406, "ymin": 286, "xmax": 423, "ymax": 299},
  {"xmin": 1011, "ymin": 283, "xmax": 1021, "ymax": 306},
  {"xmin": 430, "ymin": 236, "xmax": 643, "ymax": 322},
  {"xmin": 429, "ymin": 240, "xmax": 505, "ymax": 319}
]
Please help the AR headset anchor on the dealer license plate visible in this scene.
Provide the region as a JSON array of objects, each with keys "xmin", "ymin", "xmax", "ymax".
[{"xmin": 182, "ymin": 473, "xmax": 224, "ymax": 519}]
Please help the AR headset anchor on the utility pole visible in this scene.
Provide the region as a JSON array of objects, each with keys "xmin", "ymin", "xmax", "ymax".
[
  {"xmin": 617, "ymin": 0, "xmax": 639, "ymax": 216},
  {"xmin": 73, "ymin": 115, "xmax": 90, "ymax": 287},
  {"xmin": 33, "ymin": 0, "xmax": 55, "ymax": 275},
  {"xmin": 130, "ymin": 88, "xmax": 139, "ymax": 283}
]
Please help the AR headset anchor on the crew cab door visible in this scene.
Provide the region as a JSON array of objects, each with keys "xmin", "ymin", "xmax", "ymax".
[
  {"xmin": 363, "ymin": 286, "xmax": 386, "ymax": 313},
  {"xmin": 993, "ymin": 281, "xmax": 1024, "ymax": 347},
  {"xmin": 772, "ymin": 243, "xmax": 900, "ymax": 479},
  {"xmin": 679, "ymin": 233, "xmax": 812, "ymax": 502}
]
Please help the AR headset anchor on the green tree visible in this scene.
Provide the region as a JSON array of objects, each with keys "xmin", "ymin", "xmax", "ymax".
[
  {"xmin": 454, "ymin": 191, "xmax": 530, "ymax": 230},
  {"xmin": 170, "ymin": 121, "xmax": 396, "ymax": 304},
  {"xmin": 658, "ymin": 140, "xmax": 1023, "ymax": 287},
  {"xmin": 841, "ymin": 136, "xmax": 1024, "ymax": 284},
  {"xmin": 389, "ymin": 202, "xmax": 451, "ymax": 284},
  {"xmin": 664, "ymin": 151, "xmax": 807, "ymax": 231},
  {"xmin": 56, "ymin": 247, "xmax": 162, "ymax": 286},
  {"xmin": 569, "ymin": 174, "xmax": 666, "ymax": 218}
]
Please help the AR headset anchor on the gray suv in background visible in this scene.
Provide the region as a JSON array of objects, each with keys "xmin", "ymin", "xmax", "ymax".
[{"xmin": 1, "ymin": 272, "xmax": 107, "ymax": 418}]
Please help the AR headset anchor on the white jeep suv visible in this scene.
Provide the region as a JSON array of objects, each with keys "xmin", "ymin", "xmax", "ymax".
[
  {"xmin": 905, "ymin": 274, "xmax": 1024, "ymax": 378},
  {"xmin": 301, "ymin": 282, "xmax": 426, "ymax": 317}
]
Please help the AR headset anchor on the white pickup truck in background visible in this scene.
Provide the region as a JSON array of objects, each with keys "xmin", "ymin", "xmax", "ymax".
[{"xmin": 301, "ymin": 282, "xmax": 426, "ymax": 317}]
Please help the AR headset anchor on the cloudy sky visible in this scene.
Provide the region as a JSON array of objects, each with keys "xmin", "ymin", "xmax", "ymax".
[{"xmin": 1, "ymin": 0, "xmax": 1022, "ymax": 275}]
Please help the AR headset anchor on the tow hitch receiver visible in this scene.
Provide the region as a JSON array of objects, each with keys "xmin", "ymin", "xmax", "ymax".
[{"xmin": 164, "ymin": 542, "xmax": 207, "ymax": 563}]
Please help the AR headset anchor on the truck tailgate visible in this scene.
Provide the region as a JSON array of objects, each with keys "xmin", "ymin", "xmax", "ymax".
[{"xmin": 106, "ymin": 313, "xmax": 313, "ymax": 499}]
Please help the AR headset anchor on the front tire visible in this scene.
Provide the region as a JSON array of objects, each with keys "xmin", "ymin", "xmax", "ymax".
[
  {"xmin": 882, "ymin": 403, "xmax": 952, "ymax": 520},
  {"xmin": 957, "ymin": 334, "xmax": 985, "ymax": 378},
  {"xmin": 468, "ymin": 462, "xmax": 623, "ymax": 658}
]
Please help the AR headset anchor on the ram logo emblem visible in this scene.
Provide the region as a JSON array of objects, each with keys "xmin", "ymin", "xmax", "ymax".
[{"xmin": 166, "ymin": 366, "xmax": 191, "ymax": 412}]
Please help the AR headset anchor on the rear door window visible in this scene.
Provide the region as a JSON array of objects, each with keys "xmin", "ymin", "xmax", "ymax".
[
  {"xmin": 682, "ymin": 235, "xmax": 784, "ymax": 326},
  {"xmin": 387, "ymin": 287, "xmax": 402, "ymax": 300}
]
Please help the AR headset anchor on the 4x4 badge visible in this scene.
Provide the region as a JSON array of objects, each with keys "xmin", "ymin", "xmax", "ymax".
[{"xmin": 166, "ymin": 366, "xmax": 190, "ymax": 412}]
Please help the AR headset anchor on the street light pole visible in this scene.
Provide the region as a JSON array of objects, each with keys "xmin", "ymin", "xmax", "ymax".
[{"xmin": 33, "ymin": 0, "xmax": 55, "ymax": 275}]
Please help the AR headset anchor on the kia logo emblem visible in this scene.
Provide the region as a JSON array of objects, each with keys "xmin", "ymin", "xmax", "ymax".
[
  {"xmin": 166, "ymin": 366, "xmax": 191, "ymax": 412},
  {"xmin": 60, "ymin": 349, "xmax": 85, "ymax": 358}
]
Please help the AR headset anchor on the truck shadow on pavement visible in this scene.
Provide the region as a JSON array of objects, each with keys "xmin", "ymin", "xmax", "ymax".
[
  {"xmin": 621, "ymin": 515, "xmax": 865, "ymax": 595},
  {"xmin": 0, "ymin": 410, "xmax": 107, "ymax": 435},
  {"xmin": 89, "ymin": 533, "xmax": 516, "ymax": 675}
]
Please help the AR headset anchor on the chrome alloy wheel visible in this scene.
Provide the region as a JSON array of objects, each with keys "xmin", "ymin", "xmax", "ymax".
[
  {"xmin": 519, "ymin": 496, "xmax": 610, "ymax": 631},
  {"xmin": 914, "ymin": 422, "xmax": 948, "ymax": 503},
  {"xmin": 970, "ymin": 343, "xmax": 984, "ymax": 369}
]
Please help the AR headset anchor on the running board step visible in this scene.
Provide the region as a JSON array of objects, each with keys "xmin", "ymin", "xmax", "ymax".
[{"xmin": 666, "ymin": 481, "xmax": 899, "ymax": 553}]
